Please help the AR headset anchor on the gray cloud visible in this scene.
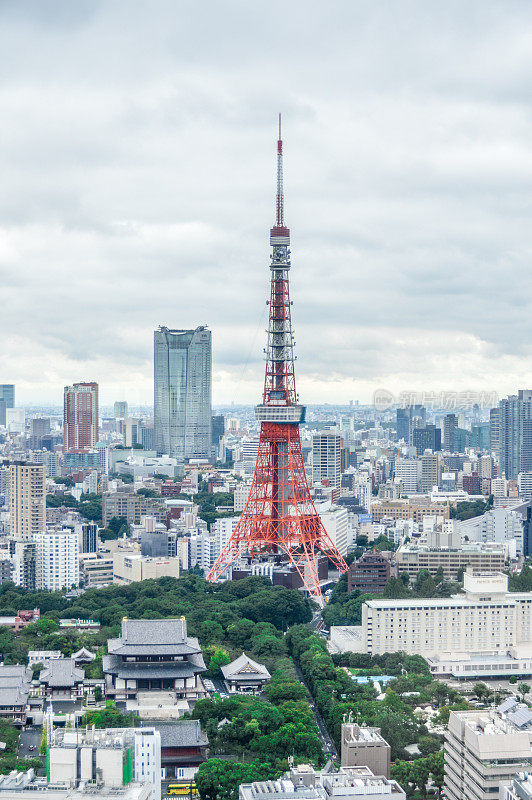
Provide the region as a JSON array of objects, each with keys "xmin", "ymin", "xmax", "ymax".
[{"xmin": 1, "ymin": 0, "xmax": 532, "ymax": 405}]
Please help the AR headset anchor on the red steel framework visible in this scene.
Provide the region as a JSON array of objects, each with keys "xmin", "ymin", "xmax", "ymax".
[{"xmin": 207, "ymin": 116, "xmax": 348, "ymax": 600}]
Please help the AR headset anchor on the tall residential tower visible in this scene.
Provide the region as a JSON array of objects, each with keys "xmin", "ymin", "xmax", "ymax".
[{"xmin": 63, "ymin": 382, "xmax": 99, "ymax": 452}]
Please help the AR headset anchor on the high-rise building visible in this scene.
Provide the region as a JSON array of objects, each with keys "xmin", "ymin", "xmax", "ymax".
[
  {"xmin": 396, "ymin": 405, "xmax": 426, "ymax": 443},
  {"xmin": 394, "ymin": 458, "xmax": 421, "ymax": 493},
  {"xmin": 412, "ymin": 424, "xmax": 441, "ymax": 456},
  {"xmin": 154, "ymin": 326, "xmax": 212, "ymax": 461},
  {"xmin": 443, "ymin": 414, "xmax": 458, "ymax": 451},
  {"xmin": 312, "ymin": 432, "xmax": 342, "ymax": 490},
  {"xmin": 490, "ymin": 407, "xmax": 500, "ymax": 456},
  {"xmin": 420, "ymin": 452, "xmax": 440, "ymax": 492},
  {"xmin": 35, "ymin": 528, "xmax": 79, "ymax": 591},
  {"xmin": 499, "ymin": 390, "xmax": 532, "ymax": 480},
  {"xmin": 63, "ymin": 382, "xmax": 99, "ymax": 453},
  {"xmin": 114, "ymin": 401, "xmax": 128, "ymax": 419},
  {"xmin": 28, "ymin": 417, "xmax": 51, "ymax": 450},
  {"xmin": 0, "ymin": 384, "xmax": 15, "ymax": 409},
  {"xmin": 10, "ymin": 540, "xmax": 37, "ymax": 590},
  {"xmin": 9, "ymin": 462, "xmax": 46, "ymax": 541},
  {"xmin": 211, "ymin": 415, "xmax": 225, "ymax": 448},
  {"xmin": 79, "ymin": 522, "xmax": 98, "ymax": 554},
  {"xmin": 470, "ymin": 424, "xmax": 490, "ymax": 451}
]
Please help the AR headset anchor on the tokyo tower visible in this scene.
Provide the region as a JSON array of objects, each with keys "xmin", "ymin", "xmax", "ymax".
[{"xmin": 207, "ymin": 116, "xmax": 348, "ymax": 600}]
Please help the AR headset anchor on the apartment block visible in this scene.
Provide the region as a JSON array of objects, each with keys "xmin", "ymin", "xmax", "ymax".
[
  {"xmin": 102, "ymin": 492, "xmax": 167, "ymax": 526},
  {"xmin": 445, "ymin": 699, "xmax": 532, "ymax": 800},
  {"xmin": 9, "ymin": 462, "xmax": 46, "ymax": 540}
]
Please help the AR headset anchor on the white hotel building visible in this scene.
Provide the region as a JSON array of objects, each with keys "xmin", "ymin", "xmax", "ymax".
[{"xmin": 362, "ymin": 571, "xmax": 532, "ymax": 657}]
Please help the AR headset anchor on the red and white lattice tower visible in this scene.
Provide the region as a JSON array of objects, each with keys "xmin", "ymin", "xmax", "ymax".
[{"xmin": 207, "ymin": 116, "xmax": 348, "ymax": 600}]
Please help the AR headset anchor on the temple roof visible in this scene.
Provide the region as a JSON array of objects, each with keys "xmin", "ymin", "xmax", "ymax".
[
  {"xmin": 40, "ymin": 659, "xmax": 84, "ymax": 688},
  {"xmin": 107, "ymin": 619, "xmax": 201, "ymax": 656},
  {"xmin": 221, "ymin": 653, "xmax": 271, "ymax": 681}
]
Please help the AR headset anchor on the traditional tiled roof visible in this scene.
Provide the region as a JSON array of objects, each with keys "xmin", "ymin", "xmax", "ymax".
[
  {"xmin": 150, "ymin": 721, "xmax": 208, "ymax": 748},
  {"xmin": 71, "ymin": 647, "xmax": 96, "ymax": 662},
  {"xmin": 221, "ymin": 653, "xmax": 271, "ymax": 681},
  {"xmin": 40, "ymin": 659, "xmax": 84, "ymax": 688},
  {"xmin": 103, "ymin": 650, "xmax": 206, "ymax": 679},
  {"xmin": 107, "ymin": 619, "xmax": 201, "ymax": 657}
]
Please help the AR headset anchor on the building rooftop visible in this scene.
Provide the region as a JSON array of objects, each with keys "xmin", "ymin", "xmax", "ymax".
[
  {"xmin": 148, "ymin": 720, "xmax": 208, "ymax": 748},
  {"xmin": 41, "ymin": 659, "xmax": 84, "ymax": 688}
]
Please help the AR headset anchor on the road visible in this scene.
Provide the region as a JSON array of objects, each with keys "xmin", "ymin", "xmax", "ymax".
[
  {"xmin": 18, "ymin": 727, "xmax": 42, "ymax": 759},
  {"xmin": 292, "ymin": 661, "xmax": 338, "ymax": 759}
]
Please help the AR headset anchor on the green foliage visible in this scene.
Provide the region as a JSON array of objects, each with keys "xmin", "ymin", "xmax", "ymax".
[
  {"xmin": 196, "ymin": 759, "xmax": 279, "ymax": 800},
  {"xmin": 0, "ymin": 757, "xmax": 43, "ymax": 775},
  {"xmin": 100, "ymin": 516, "xmax": 129, "ymax": 541},
  {"xmin": 46, "ymin": 492, "xmax": 102, "ymax": 522},
  {"xmin": 206, "ymin": 646, "xmax": 231, "ymax": 676},
  {"xmin": 450, "ymin": 499, "xmax": 490, "ymax": 521},
  {"xmin": 391, "ymin": 752, "xmax": 443, "ymax": 798},
  {"xmin": 509, "ymin": 565, "xmax": 532, "ymax": 592},
  {"xmin": 81, "ymin": 701, "xmax": 139, "ymax": 729},
  {"xmin": 191, "ymin": 690, "xmax": 324, "ymax": 766},
  {"xmin": 137, "ymin": 489, "xmax": 160, "ymax": 498},
  {"xmin": 287, "ymin": 627, "xmax": 439, "ymax": 759}
]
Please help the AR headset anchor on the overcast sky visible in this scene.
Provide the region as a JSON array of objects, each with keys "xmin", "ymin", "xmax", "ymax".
[{"xmin": 2, "ymin": 1, "xmax": 532, "ymax": 407}]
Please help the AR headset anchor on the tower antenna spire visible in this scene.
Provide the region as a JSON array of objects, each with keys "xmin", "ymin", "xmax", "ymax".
[{"xmin": 276, "ymin": 112, "xmax": 284, "ymax": 227}]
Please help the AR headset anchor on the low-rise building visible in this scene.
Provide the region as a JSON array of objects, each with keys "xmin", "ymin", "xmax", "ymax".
[
  {"xmin": 39, "ymin": 659, "xmax": 85, "ymax": 700},
  {"xmin": 48, "ymin": 726, "xmax": 161, "ymax": 800},
  {"xmin": 239, "ymin": 764, "xmax": 405, "ymax": 800},
  {"xmin": 221, "ymin": 653, "xmax": 271, "ymax": 695},
  {"xmin": 395, "ymin": 541, "xmax": 505, "ymax": 581},
  {"xmin": 348, "ymin": 552, "xmax": 394, "ymax": 594},
  {"xmin": 0, "ymin": 773, "xmax": 152, "ymax": 800},
  {"xmin": 152, "ymin": 721, "xmax": 208, "ymax": 780},
  {"xmin": 445, "ymin": 699, "xmax": 532, "ymax": 800},
  {"xmin": 427, "ymin": 644, "xmax": 532, "ymax": 679},
  {"xmin": 28, "ymin": 650, "xmax": 61, "ymax": 666},
  {"xmin": 361, "ymin": 571, "xmax": 532, "ymax": 657},
  {"xmin": 80, "ymin": 554, "xmax": 114, "ymax": 586},
  {"xmin": 112, "ymin": 552, "xmax": 180, "ymax": 584},
  {"xmin": 340, "ymin": 724, "xmax": 391, "ymax": 778},
  {"xmin": 0, "ymin": 666, "xmax": 32, "ymax": 725}
]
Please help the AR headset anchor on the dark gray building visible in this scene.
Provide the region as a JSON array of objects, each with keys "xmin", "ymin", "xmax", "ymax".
[
  {"xmin": 443, "ymin": 413, "xmax": 458, "ymax": 452},
  {"xmin": 154, "ymin": 327, "xmax": 212, "ymax": 462},
  {"xmin": 412, "ymin": 424, "xmax": 441, "ymax": 456},
  {"xmin": 396, "ymin": 405, "xmax": 426, "ymax": 443}
]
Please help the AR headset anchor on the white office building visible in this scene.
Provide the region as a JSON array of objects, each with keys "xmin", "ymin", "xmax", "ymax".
[
  {"xmin": 213, "ymin": 516, "xmax": 239, "ymax": 558},
  {"xmin": 35, "ymin": 528, "xmax": 79, "ymax": 591},
  {"xmin": 319, "ymin": 505, "xmax": 349, "ymax": 557},
  {"xmin": 394, "ymin": 459, "xmax": 421, "ymax": 493},
  {"xmin": 312, "ymin": 432, "xmax": 342, "ymax": 491}
]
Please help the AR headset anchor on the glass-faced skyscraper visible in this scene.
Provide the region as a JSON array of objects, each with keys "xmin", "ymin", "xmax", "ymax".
[{"xmin": 154, "ymin": 326, "xmax": 212, "ymax": 461}]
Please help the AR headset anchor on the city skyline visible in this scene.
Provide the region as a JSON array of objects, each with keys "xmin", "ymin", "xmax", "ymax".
[{"xmin": 3, "ymin": 2, "xmax": 532, "ymax": 406}]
